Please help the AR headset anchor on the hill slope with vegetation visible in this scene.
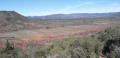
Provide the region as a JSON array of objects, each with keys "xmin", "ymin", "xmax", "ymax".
[
  {"xmin": 0, "ymin": 11, "xmax": 48, "ymax": 33},
  {"xmin": 0, "ymin": 11, "xmax": 32, "ymax": 33},
  {"xmin": 0, "ymin": 26, "xmax": 120, "ymax": 58}
]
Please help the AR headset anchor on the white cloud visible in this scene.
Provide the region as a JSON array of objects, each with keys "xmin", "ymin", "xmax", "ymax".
[
  {"xmin": 60, "ymin": 2, "xmax": 96, "ymax": 13},
  {"xmin": 74, "ymin": 2, "xmax": 96, "ymax": 7}
]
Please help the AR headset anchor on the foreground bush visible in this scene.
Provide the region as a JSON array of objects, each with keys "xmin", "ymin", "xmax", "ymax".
[{"xmin": 97, "ymin": 26, "xmax": 120, "ymax": 58}]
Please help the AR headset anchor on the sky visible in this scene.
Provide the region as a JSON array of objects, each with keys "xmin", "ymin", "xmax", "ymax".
[{"xmin": 0, "ymin": 0, "xmax": 120, "ymax": 16}]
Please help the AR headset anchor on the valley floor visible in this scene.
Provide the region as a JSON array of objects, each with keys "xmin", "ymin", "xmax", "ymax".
[{"xmin": 0, "ymin": 25, "xmax": 109, "ymax": 42}]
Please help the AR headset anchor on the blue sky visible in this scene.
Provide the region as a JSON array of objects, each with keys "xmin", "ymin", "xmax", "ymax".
[{"xmin": 0, "ymin": 0, "xmax": 120, "ymax": 16}]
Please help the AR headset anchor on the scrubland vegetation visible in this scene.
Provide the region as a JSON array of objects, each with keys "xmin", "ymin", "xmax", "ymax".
[{"xmin": 0, "ymin": 26, "xmax": 120, "ymax": 58}]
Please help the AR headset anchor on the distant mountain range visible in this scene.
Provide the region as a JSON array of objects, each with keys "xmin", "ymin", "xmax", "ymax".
[{"xmin": 28, "ymin": 12, "xmax": 120, "ymax": 19}]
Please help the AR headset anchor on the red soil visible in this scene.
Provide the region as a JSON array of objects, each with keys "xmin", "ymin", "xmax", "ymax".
[{"xmin": 0, "ymin": 27, "xmax": 105, "ymax": 50}]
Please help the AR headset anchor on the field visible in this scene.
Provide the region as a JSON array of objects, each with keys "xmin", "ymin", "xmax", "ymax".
[
  {"xmin": 0, "ymin": 23, "xmax": 112, "ymax": 49},
  {"xmin": 0, "ymin": 19, "xmax": 118, "ymax": 50},
  {"xmin": 0, "ymin": 25, "xmax": 109, "ymax": 40}
]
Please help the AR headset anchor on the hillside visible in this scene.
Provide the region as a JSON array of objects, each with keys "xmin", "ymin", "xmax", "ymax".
[{"xmin": 0, "ymin": 11, "xmax": 39, "ymax": 33}]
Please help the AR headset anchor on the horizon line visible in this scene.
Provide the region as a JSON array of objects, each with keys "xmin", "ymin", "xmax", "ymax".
[
  {"xmin": 26, "ymin": 11, "xmax": 120, "ymax": 16},
  {"xmin": 0, "ymin": 10, "xmax": 120, "ymax": 16}
]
